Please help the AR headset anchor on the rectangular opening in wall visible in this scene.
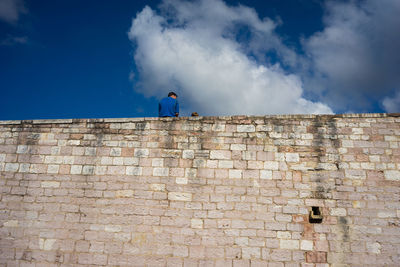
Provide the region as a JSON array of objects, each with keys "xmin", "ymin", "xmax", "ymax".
[{"xmin": 309, "ymin": 206, "xmax": 323, "ymax": 224}]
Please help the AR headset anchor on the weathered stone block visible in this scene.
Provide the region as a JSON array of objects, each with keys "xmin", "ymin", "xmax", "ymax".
[
  {"xmin": 384, "ymin": 170, "xmax": 400, "ymax": 181},
  {"xmin": 210, "ymin": 150, "xmax": 231, "ymax": 160},
  {"xmin": 237, "ymin": 125, "xmax": 255, "ymax": 132},
  {"xmin": 168, "ymin": 192, "xmax": 192, "ymax": 201},
  {"xmin": 41, "ymin": 181, "xmax": 60, "ymax": 188}
]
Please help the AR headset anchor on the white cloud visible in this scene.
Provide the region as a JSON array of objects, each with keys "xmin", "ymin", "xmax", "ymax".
[
  {"xmin": 303, "ymin": 0, "xmax": 400, "ymax": 113},
  {"xmin": 383, "ymin": 91, "xmax": 400, "ymax": 113},
  {"xmin": 128, "ymin": 0, "xmax": 332, "ymax": 116},
  {"xmin": 0, "ymin": 0, "xmax": 26, "ymax": 24}
]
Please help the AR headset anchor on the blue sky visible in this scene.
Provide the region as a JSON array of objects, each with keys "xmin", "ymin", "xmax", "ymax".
[{"xmin": 1, "ymin": 0, "xmax": 399, "ymax": 120}]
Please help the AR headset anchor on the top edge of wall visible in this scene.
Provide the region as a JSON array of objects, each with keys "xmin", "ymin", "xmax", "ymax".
[{"xmin": 0, "ymin": 113, "xmax": 399, "ymax": 125}]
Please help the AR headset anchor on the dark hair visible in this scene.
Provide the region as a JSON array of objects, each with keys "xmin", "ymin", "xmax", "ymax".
[
  {"xmin": 191, "ymin": 112, "xmax": 199, "ymax": 117},
  {"xmin": 168, "ymin": 92, "xmax": 177, "ymax": 97}
]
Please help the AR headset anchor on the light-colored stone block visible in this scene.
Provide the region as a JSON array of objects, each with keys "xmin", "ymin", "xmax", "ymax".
[
  {"xmin": 105, "ymin": 225, "xmax": 122, "ymax": 232},
  {"xmin": 264, "ymin": 161, "xmax": 279, "ymax": 170},
  {"xmin": 377, "ymin": 210, "xmax": 396, "ymax": 218},
  {"xmin": 41, "ymin": 181, "xmax": 60, "ymax": 188},
  {"xmin": 231, "ymin": 144, "xmax": 246, "ymax": 150},
  {"xmin": 301, "ymin": 240, "xmax": 313, "ymax": 251},
  {"xmin": 153, "ymin": 167, "xmax": 169, "ymax": 176},
  {"xmin": 185, "ymin": 168, "xmax": 197, "ymax": 178},
  {"xmin": 242, "ymin": 247, "xmax": 260, "ymax": 259},
  {"xmin": 5, "ymin": 163, "xmax": 19, "ymax": 172},
  {"xmin": 3, "ymin": 220, "xmax": 18, "ymax": 227},
  {"xmin": 47, "ymin": 165, "xmax": 60, "ymax": 174},
  {"xmin": 237, "ymin": 125, "xmax": 255, "ymax": 132},
  {"xmin": 71, "ymin": 165, "xmax": 83, "ymax": 174},
  {"xmin": 367, "ymin": 242, "xmax": 381, "ymax": 254},
  {"xmin": 229, "ymin": 169, "xmax": 242, "ymax": 179},
  {"xmin": 345, "ymin": 169, "xmax": 366, "ymax": 179},
  {"xmin": 210, "ymin": 150, "xmax": 231, "ymax": 160},
  {"xmin": 39, "ymin": 238, "xmax": 56, "ymax": 251},
  {"xmin": 330, "ymin": 208, "xmax": 347, "ymax": 216},
  {"xmin": 176, "ymin": 178, "xmax": 188, "ymax": 184},
  {"xmin": 17, "ymin": 145, "xmax": 29, "ymax": 154},
  {"xmin": 168, "ymin": 192, "xmax": 192, "ymax": 201},
  {"xmin": 384, "ymin": 170, "xmax": 400, "ymax": 181},
  {"xmin": 260, "ymin": 170, "xmax": 272, "ymax": 179},
  {"xmin": 280, "ymin": 240, "xmax": 299, "ymax": 250},
  {"xmin": 126, "ymin": 166, "xmax": 142, "ymax": 176},
  {"xmin": 277, "ymin": 231, "xmax": 291, "ymax": 239},
  {"xmin": 19, "ymin": 163, "xmax": 30, "ymax": 173},
  {"xmin": 110, "ymin": 147, "xmax": 122, "ymax": 156},
  {"xmin": 150, "ymin": 183, "xmax": 166, "ymax": 191},
  {"xmin": 82, "ymin": 165, "xmax": 94, "ymax": 175},
  {"xmin": 95, "ymin": 166, "xmax": 107, "ymax": 175},
  {"xmin": 218, "ymin": 160, "xmax": 233, "ymax": 168},
  {"xmin": 285, "ymin": 153, "xmax": 299, "ymax": 162},
  {"xmin": 134, "ymin": 148, "xmax": 149, "ymax": 157},
  {"xmin": 85, "ymin": 147, "xmax": 96, "ymax": 156},
  {"xmin": 152, "ymin": 158, "xmax": 163, "ymax": 167},
  {"xmin": 191, "ymin": 219, "xmax": 203, "ymax": 229},
  {"xmin": 116, "ymin": 190, "xmax": 134, "ymax": 198},
  {"xmin": 183, "ymin": 150, "xmax": 194, "ymax": 159}
]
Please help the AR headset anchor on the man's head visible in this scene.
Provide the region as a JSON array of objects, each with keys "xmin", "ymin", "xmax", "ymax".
[{"xmin": 168, "ymin": 92, "xmax": 177, "ymax": 99}]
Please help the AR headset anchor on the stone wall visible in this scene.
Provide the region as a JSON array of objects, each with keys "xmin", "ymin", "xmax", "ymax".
[{"xmin": 0, "ymin": 114, "xmax": 399, "ymax": 266}]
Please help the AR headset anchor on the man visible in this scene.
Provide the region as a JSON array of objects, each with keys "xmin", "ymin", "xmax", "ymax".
[{"xmin": 159, "ymin": 92, "xmax": 179, "ymax": 117}]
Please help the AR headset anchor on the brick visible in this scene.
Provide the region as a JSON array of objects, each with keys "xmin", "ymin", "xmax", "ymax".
[
  {"xmin": 210, "ymin": 150, "xmax": 231, "ymax": 160},
  {"xmin": 242, "ymin": 247, "xmax": 260, "ymax": 259},
  {"xmin": 168, "ymin": 192, "xmax": 192, "ymax": 201},
  {"xmin": 285, "ymin": 153, "xmax": 299, "ymax": 162},
  {"xmin": 41, "ymin": 181, "xmax": 60, "ymax": 188},
  {"xmin": 330, "ymin": 208, "xmax": 347, "ymax": 216},
  {"xmin": 384, "ymin": 170, "xmax": 400, "ymax": 181},
  {"xmin": 264, "ymin": 161, "xmax": 279, "ymax": 170},
  {"xmin": 377, "ymin": 210, "xmax": 396, "ymax": 218},
  {"xmin": 126, "ymin": 166, "xmax": 142, "ymax": 175},
  {"xmin": 39, "ymin": 238, "xmax": 56, "ymax": 250},
  {"xmin": 16, "ymin": 145, "xmax": 29, "ymax": 154},
  {"xmin": 191, "ymin": 219, "xmax": 203, "ymax": 229},
  {"xmin": 366, "ymin": 242, "xmax": 381, "ymax": 254},
  {"xmin": 280, "ymin": 240, "xmax": 299, "ymax": 250},
  {"xmin": 229, "ymin": 170, "xmax": 242, "ymax": 179},
  {"xmin": 260, "ymin": 170, "xmax": 272, "ymax": 179},
  {"xmin": 82, "ymin": 165, "xmax": 94, "ymax": 175},
  {"xmin": 176, "ymin": 177, "xmax": 188, "ymax": 184},
  {"xmin": 150, "ymin": 183, "xmax": 166, "ymax": 191},
  {"xmin": 71, "ymin": 165, "xmax": 83, "ymax": 174},
  {"xmin": 270, "ymin": 249, "xmax": 291, "ymax": 261},
  {"xmin": 173, "ymin": 245, "xmax": 188, "ymax": 257},
  {"xmin": 153, "ymin": 167, "xmax": 169, "ymax": 176},
  {"xmin": 5, "ymin": 163, "xmax": 19, "ymax": 172},
  {"xmin": 306, "ymin": 251, "xmax": 327, "ymax": 263},
  {"xmin": 105, "ymin": 225, "xmax": 121, "ymax": 232},
  {"xmin": 301, "ymin": 240, "xmax": 313, "ymax": 251},
  {"xmin": 237, "ymin": 125, "xmax": 255, "ymax": 132},
  {"xmin": 183, "ymin": 150, "xmax": 194, "ymax": 159},
  {"xmin": 231, "ymin": 144, "xmax": 246, "ymax": 150},
  {"xmin": 219, "ymin": 160, "xmax": 234, "ymax": 168},
  {"xmin": 115, "ymin": 190, "xmax": 134, "ymax": 197},
  {"xmin": 345, "ymin": 169, "xmax": 366, "ymax": 179},
  {"xmin": 3, "ymin": 220, "xmax": 19, "ymax": 227}
]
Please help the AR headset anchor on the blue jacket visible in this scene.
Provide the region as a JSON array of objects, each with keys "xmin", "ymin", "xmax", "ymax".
[{"xmin": 159, "ymin": 97, "xmax": 179, "ymax": 117}]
